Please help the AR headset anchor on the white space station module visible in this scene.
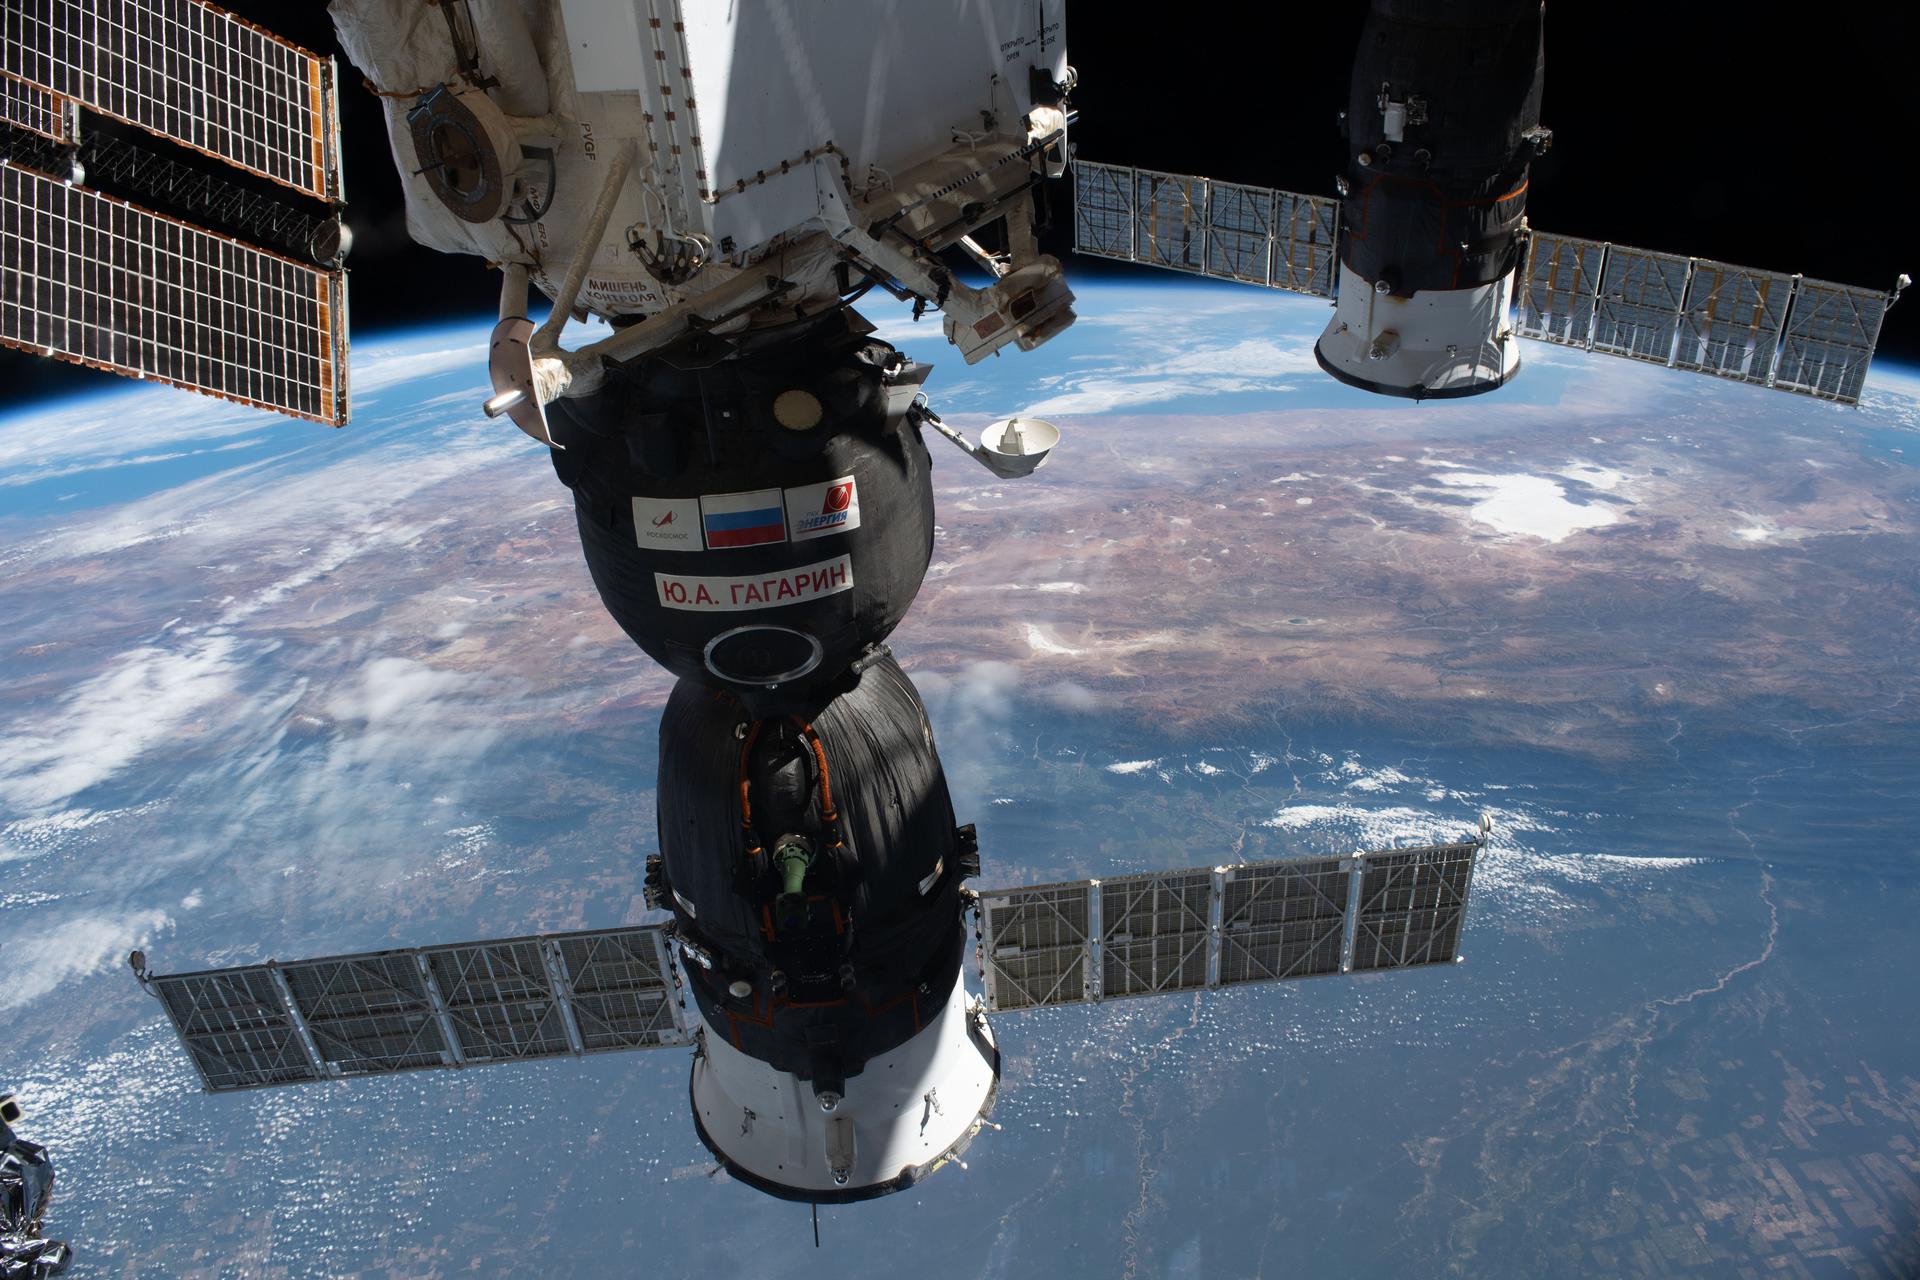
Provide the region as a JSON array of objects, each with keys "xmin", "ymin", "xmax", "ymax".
[{"xmin": 12, "ymin": 0, "xmax": 1892, "ymax": 1221}]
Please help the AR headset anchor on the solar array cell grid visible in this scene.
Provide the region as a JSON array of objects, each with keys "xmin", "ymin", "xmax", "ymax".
[
  {"xmin": 1775, "ymin": 278, "xmax": 1888, "ymax": 404},
  {"xmin": 1517, "ymin": 231, "xmax": 1605, "ymax": 347},
  {"xmin": 1271, "ymin": 190, "xmax": 1339, "ymax": 297},
  {"xmin": 1349, "ymin": 842, "xmax": 1477, "ymax": 971},
  {"xmin": 1100, "ymin": 869, "xmax": 1212, "ymax": 999},
  {"xmin": 150, "ymin": 967, "xmax": 316, "ymax": 1090},
  {"xmin": 280, "ymin": 952, "xmax": 449, "ymax": 1075},
  {"xmin": 1592, "ymin": 244, "xmax": 1691, "ymax": 364},
  {"xmin": 3, "ymin": 0, "xmax": 335, "ymax": 198},
  {"xmin": 1134, "ymin": 169, "xmax": 1206, "ymax": 273},
  {"xmin": 1204, "ymin": 181, "xmax": 1272, "ymax": 285},
  {"xmin": 1674, "ymin": 260, "xmax": 1795, "ymax": 385},
  {"xmin": 556, "ymin": 928, "xmax": 680, "ymax": 1051},
  {"xmin": 0, "ymin": 70, "xmax": 66, "ymax": 139},
  {"xmin": 426, "ymin": 941, "xmax": 571, "ymax": 1062},
  {"xmin": 981, "ymin": 882, "xmax": 1091, "ymax": 1012},
  {"xmin": 0, "ymin": 164, "xmax": 343, "ymax": 423},
  {"xmin": 1219, "ymin": 856, "xmax": 1348, "ymax": 984},
  {"xmin": 1072, "ymin": 159, "xmax": 1134, "ymax": 261}
]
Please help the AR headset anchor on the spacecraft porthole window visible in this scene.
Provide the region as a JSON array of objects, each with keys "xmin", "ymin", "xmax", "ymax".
[{"xmin": 704, "ymin": 625, "xmax": 825, "ymax": 687}]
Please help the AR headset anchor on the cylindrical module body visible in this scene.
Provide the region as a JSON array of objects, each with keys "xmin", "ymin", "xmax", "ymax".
[
  {"xmin": 651, "ymin": 654, "xmax": 996, "ymax": 1201},
  {"xmin": 550, "ymin": 312, "xmax": 995, "ymax": 1200},
  {"xmin": 548, "ymin": 312, "xmax": 934, "ymax": 713},
  {"xmin": 1315, "ymin": 0, "xmax": 1548, "ymax": 397}
]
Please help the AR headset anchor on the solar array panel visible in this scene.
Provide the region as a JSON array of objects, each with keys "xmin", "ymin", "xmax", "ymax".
[
  {"xmin": 1071, "ymin": 157, "xmax": 1133, "ymax": 259},
  {"xmin": 1219, "ymin": 855, "xmax": 1350, "ymax": 985},
  {"xmin": 1674, "ymin": 259, "xmax": 1794, "ymax": 386},
  {"xmin": 1515, "ymin": 230, "xmax": 1897, "ymax": 404},
  {"xmin": 1, "ymin": 71, "xmax": 69, "ymax": 141},
  {"xmin": 1073, "ymin": 159, "xmax": 1337, "ymax": 298},
  {"xmin": 1100, "ymin": 868, "xmax": 1212, "ymax": 999},
  {"xmin": 0, "ymin": 162, "xmax": 348, "ymax": 423},
  {"xmin": 148, "ymin": 965, "xmax": 315, "ymax": 1091},
  {"xmin": 143, "ymin": 926, "xmax": 689, "ymax": 1093},
  {"xmin": 977, "ymin": 838, "xmax": 1481, "ymax": 1014},
  {"xmin": 1271, "ymin": 189, "xmax": 1340, "ymax": 296},
  {"xmin": 1135, "ymin": 168, "xmax": 1206, "ymax": 274},
  {"xmin": 1774, "ymin": 277, "xmax": 1893, "ymax": 403},
  {"xmin": 3, "ymin": 0, "xmax": 341, "ymax": 199},
  {"xmin": 1348, "ymin": 842, "xmax": 1478, "ymax": 971},
  {"xmin": 976, "ymin": 881, "xmax": 1091, "ymax": 1012},
  {"xmin": 1592, "ymin": 244, "xmax": 1691, "ymax": 364},
  {"xmin": 1516, "ymin": 230, "xmax": 1605, "ymax": 347}
]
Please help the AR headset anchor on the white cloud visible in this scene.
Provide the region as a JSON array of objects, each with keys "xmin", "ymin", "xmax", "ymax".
[
  {"xmin": 1041, "ymin": 681, "xmax": 1102, "ymax": 712},
  {"xmin": 911, "ymin": 660, "xmax": 1026, "ymax": 811},
  {"xmin": 323, "ymin": 655, "xmax": 502, "ymax": 757},
  {"xmin": 240, "ymin": 656, "xmax": 519, "ymax": 868},
  {"xmin": 0, "ymin": 908, "xmax": 172, "ymax": 1012},
  {"xmin": 0, "ymin": 634, "xmax": 245, "ymax": 814},
  {"xmin": 0, "ymin": 439, "xmax": 269, "ymax": 490},
  {"xmin": 1023, "ymin": 378, "xmax": 1215, "ymax": 416},
  {"xmin": 348, "ymin": 342, "xmax": 484, "ymax": 394},
  {"xmin": 0, "ymin": 806, "xmax": 132, "ymax": 864},
  {"xmin": 0, "ymin": 384, "xmax": 284, "ymax": 486},
  {"xmin": 1022, "ymin": 336, "xmax": 1322, "ymax": 417}
]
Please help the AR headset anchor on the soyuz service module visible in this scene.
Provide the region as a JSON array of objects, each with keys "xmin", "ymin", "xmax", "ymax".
[{"xmin": 72, "ymin": 0, "xmax": 1914, "ymax": 1219}]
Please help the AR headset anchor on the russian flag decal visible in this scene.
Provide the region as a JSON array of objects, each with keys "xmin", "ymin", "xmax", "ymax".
[{"xmin": 700, "ymin": 488, "xmax": 787, "ymax": 549}]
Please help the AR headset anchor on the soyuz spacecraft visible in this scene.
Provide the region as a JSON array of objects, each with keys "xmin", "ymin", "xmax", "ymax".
[{"xmin": 0, "ymin": 0, "xmax": 1899, "ymax": 1233}]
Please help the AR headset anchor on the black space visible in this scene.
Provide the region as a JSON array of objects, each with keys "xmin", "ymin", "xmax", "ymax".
[{"xmin": 5, "ymin": 3, "xmax": 1916, "ymax": 406}]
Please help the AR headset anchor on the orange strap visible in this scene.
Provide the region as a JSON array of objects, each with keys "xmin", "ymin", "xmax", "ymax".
[
  {"xmin": 792, "ymin": 718, "xmax": 838, "ymax": 823},
  {"xmin": 736, "ymin": 720, "xmax": 764, "ymax": 835}
]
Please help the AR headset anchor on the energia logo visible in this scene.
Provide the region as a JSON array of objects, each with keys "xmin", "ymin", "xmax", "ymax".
[{"xmin": 789, "ymin": 476, "xmax": 861, "ymax": 539}]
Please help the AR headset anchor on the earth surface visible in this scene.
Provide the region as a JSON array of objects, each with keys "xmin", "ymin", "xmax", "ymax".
[{"xmin": 2, "ymin": 277, "xmax": 1918, "ymax": 1278}]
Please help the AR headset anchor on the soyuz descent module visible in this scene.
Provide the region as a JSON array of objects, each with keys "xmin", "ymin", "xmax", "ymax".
[{"xmin": 23, "ymin": 0, "xmax": 1906, "ymax": 1227}]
